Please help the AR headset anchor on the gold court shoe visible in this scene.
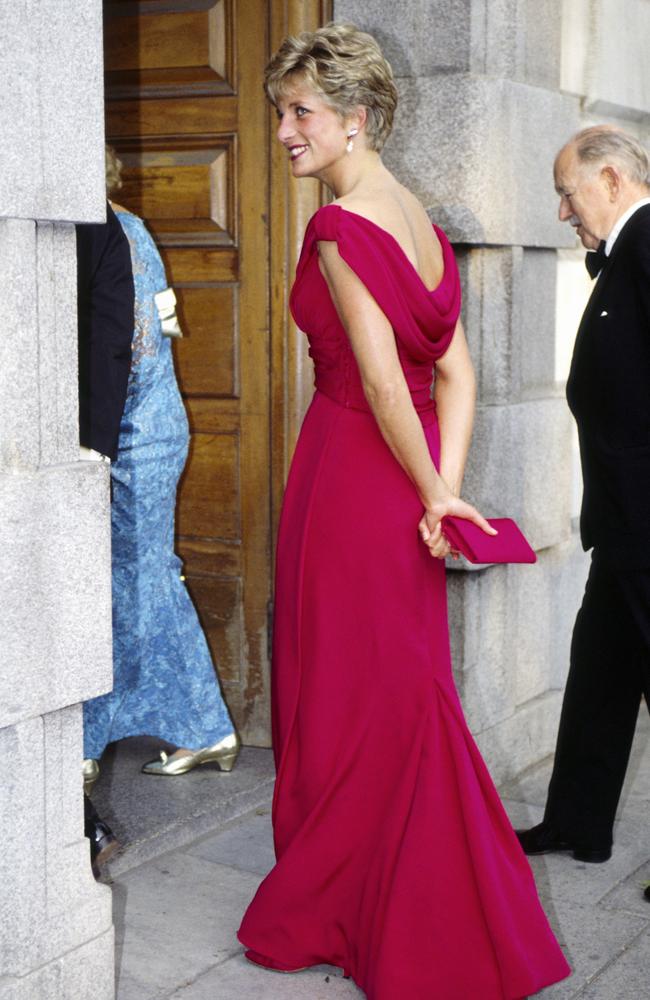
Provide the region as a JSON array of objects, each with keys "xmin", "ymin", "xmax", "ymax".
[
  {"xmin": 141, "ymin": 732, "xmax": 240, "ymax": 776},
  {"xmin": 82, "ymin": 758, "xmax": 100, "ymax": 795}
]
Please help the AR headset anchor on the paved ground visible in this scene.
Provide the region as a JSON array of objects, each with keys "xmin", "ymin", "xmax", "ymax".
[{"xmin": 97, "ymin": 714, "xmax": 649, "ymax": 999}]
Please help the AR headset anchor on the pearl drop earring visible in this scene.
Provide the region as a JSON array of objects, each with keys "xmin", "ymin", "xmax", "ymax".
[{"xmin": 346, "ymin": 128, "xmax": 359, "ymax": 154}]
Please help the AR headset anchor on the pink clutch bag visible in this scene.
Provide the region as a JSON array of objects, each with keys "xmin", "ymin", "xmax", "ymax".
[{"xmin": 441, "ymin": 516, "xmax": 537, "ymax": 564}]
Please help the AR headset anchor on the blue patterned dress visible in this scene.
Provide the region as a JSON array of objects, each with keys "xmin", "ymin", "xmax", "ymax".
[{"xmin": 83, "ymin": 209, "xmax": 235, "ymax": 759}]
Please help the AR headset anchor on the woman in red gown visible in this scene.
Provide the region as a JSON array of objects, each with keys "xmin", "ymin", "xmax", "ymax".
[{"xmin": 239, "ymin": 22, "xmax": 571, "ymax": 999}]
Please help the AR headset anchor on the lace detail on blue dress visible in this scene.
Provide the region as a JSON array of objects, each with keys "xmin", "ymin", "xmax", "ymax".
[{"xmin": 83, "ymin": 209, "xmax": 235, "ymax": 758}]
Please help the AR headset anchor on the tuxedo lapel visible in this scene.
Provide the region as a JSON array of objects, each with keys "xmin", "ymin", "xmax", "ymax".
[
  {"xmin": 565, "ymin": 201, "xmax": 650, "ymax": 568},
  {"xmin": 570, "ymin": 262, "xmax": 609, "ymax": 372},
  {"xmin": 570, "ymin": 205, "xmax": 650, "ymax": 370}
]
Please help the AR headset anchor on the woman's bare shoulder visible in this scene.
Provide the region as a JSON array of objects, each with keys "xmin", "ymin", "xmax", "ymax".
[
  {"xmin": 335, "ymin": 187, "xmax": 437, "ymax": 241},
  {"xmin": 330, "ymin": 193, "xmax": 385, "ymax": 228}
]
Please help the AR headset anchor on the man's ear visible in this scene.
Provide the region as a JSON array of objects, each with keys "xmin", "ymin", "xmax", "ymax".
[{"xmin": 601, "ymin": 164, "xmax": 622, "ymax": 201}]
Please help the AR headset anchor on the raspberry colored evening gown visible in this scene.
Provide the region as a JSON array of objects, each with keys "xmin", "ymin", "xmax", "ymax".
[{"xmin": 238, "ymin": 204, "xmax": 570, "ymax": 999}]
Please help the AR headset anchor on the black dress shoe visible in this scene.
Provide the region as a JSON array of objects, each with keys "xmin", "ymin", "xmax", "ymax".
[
  {"xmin": 84, "ymin": 794, "xmax": 120, "ymax": 877},
  {"xmin": 515, "ymin": 823, "xmax": 611, "ymax": 863}
]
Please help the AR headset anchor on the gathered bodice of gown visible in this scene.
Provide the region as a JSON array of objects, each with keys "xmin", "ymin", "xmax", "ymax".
[{"xmin": 291, "ymin": 203, "xmax": 461, "ymax": 420}]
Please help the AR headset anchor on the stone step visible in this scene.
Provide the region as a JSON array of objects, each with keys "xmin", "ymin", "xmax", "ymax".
[{"xmin": 88, "ymin": 736, "xmax": 275, "ymax": 877}]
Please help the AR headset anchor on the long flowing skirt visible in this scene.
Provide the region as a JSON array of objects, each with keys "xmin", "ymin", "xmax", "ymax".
[
  {"xmin": 83, "ymin": 412, "xmax": 233, "ymax": 759},
  {"xmin": 239, "ymin": 391, "xmax": 570, "ymax": 999}
]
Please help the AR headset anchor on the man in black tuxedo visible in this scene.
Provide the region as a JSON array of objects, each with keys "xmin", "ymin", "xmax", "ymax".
[
  {"xmin": 517, "ymin": 127, "xmax": 650, "ymax": 868},
  {"xmin": 77, "ymin": 201, "xmax": 134, "ymax": 874}
]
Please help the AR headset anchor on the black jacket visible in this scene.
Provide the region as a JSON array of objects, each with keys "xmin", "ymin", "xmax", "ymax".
[
  {"xmin": 77, "ymin": 202, "xmax": 134, "ymax": 461},
  {"xmin": 566, "ymin": 203, "xmax": 650, "ymax": 568}
]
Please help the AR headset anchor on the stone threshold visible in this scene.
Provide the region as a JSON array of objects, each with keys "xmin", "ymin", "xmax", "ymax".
[{"xmin": 89, "ymin": 736, "xmax": 275, "ymax": 878}]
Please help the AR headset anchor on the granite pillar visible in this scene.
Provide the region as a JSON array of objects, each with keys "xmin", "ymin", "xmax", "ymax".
[{"xmin": 0, "ymin": 1, "xmax": 114, "ymax": 996}]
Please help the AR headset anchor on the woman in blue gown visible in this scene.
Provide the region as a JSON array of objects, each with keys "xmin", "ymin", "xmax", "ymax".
[{"xmin": 83, "ymin": 149, "xmax": 238, "ymax": 784}]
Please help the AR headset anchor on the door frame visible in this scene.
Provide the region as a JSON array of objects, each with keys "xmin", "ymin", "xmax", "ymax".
[{"xmin": 268, "ymin": 1, "xmax": 332, "ymax": 556}]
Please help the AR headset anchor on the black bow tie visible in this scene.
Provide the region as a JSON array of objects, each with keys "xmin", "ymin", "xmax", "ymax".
[{"xmin": 585, "ymin": 240, "xmax": 608, "ymax": 279}]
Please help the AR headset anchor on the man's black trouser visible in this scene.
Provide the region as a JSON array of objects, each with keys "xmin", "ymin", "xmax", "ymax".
[{"xmin": 544, "ymin": 551, "xmax": 650, "ymax": 848}]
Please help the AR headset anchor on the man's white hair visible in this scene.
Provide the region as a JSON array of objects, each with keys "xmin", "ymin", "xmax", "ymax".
[{"xmin": 572, "ymin": 125, "xmax": 650, "ymax": 187}]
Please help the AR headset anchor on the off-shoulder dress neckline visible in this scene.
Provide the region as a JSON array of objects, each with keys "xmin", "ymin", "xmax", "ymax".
[{"xmin": 318, "ymin": 203, "xmax": 448, "ymax": 296}]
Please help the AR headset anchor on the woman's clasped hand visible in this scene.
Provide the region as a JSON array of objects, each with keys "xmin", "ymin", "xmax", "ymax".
[{"xmin": 418, "ymin": 492, "xmax": 497, "ymax": 559}]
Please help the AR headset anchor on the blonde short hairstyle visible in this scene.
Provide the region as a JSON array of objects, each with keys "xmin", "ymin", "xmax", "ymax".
[
  {"xmin": 105, "ymin": 145, "xmax": 123, "ymax": 197},
  {"xmin": 264, "ymin": 22, "xmax": 398, "ymax": 153}
]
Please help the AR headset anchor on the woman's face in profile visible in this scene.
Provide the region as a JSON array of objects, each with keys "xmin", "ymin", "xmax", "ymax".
[{"xmin": 275, "ymin": 81, "xmax": 349, "ymax": 181}]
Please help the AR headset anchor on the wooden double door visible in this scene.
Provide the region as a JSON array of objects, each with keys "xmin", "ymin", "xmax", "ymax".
[{"xmin": 103, "ymin": 0, "xmax": 329, "ymax": 744}]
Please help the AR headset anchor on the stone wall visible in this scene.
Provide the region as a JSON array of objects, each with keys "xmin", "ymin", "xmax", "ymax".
[
  {"xmin": 0, "ymin": 2, "xmax": 114, "ymax": 997},
  {"xmin": 333, "ymin": 0, "xmax": 601, "ymax": 782}
]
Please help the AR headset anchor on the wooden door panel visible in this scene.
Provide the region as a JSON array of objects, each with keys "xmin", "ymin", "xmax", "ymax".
[
  {"xmin": 115, "ymin": 143, "xmax": 234, "ymax": 244},
  {"xmin": 162, "ymin": 247, "xmax": 238, "ymax": 283},
  {"xmin": 183, "ymin": 576, "xmax": 242, "ymax": 684},
  {"xmin": 107, "ymin": 97, "xmax": 237, "ymax": 137},
  {"xmin": 174, "ymin": 287, "xmax": 237, "ymax": 397},
  {"xmin": 177, "ymin": 431, "xmax": 240, "ymax": 539},
  {"xmin": 177, "ymin": 534, "xmax": 240, "ymax": 576},
  {"xmin": 104, "ymin": 0, "xmax": 271, "ymax": 743},
  {"xmin": 104, "ymin": 0, "xmax": 231, "ymax": 95},
  {"xmin": 106, "ymin": 12, "xmax": 219, "ymax": 72}
]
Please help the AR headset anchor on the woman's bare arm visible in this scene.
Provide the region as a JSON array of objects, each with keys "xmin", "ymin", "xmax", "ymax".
[
  {"xmin": 318, "ymin": 241, "xmax": 493, "ymax": 556},
  {"xmin": 434, "ymin": 318, "xmax": 475, "ymax": 497}
]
